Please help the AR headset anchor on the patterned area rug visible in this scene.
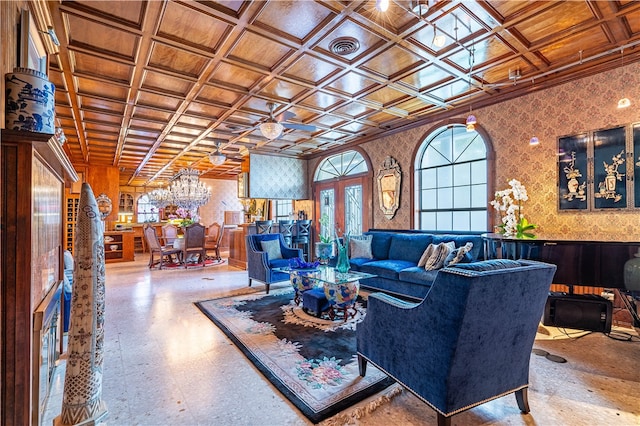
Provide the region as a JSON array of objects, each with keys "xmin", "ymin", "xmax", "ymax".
[{"xmin": 195, "ymin": 289, "xmax": 396, "ymax": 424}]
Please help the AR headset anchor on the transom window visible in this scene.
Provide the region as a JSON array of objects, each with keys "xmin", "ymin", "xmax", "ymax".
[
  {"xmin": 415, "ymin": 124, "xmax": 487, "ymax": 231},
  {"xmin": 314, "ymin": 151, "xmax": 367, "ymax": 182}
]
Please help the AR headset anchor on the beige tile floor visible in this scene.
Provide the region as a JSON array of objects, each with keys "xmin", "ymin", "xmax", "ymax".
[{"xmin": 45, "ymin": 253, "xmax": 640, "ymax": 426}]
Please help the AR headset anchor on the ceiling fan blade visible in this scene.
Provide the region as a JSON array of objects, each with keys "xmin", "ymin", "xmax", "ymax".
[
  {"xmin": 276, "ymin": 111, "xmax": 295, "ymax": 122},
  {"xmin": 282, "ymin": 122, "xmax": 316, "ymax": 132},
  {"xmin": 230, "ymin": 125, "xmax": 258, "ymax": 134}
]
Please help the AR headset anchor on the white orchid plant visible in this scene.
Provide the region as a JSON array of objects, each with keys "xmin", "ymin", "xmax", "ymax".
[{"xmin": 489, "ymin": 179, "xmax": 536, "ymax": 239}]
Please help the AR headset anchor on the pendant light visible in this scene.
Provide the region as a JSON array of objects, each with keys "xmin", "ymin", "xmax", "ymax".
[
  {"xmin": 617, "ymin": 48, "xmax": 631, "ymax": 109},
  {"xmin": 466, "ymin": 45, "xmax": 477, "ymax": 132}
]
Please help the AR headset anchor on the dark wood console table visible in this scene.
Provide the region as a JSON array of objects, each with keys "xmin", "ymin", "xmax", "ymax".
[{"xmin": 482, "ymin": 233, "xmax": 640, "ymax": 328}]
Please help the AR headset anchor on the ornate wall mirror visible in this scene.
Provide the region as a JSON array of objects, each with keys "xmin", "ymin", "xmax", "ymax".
[
  {"xmin": 377, "ymin": 156, "xmax": 401, "ymax": 219},
  {"xmin": 96, "ymin": 193, "xmax": 113, "ymax": 220}
]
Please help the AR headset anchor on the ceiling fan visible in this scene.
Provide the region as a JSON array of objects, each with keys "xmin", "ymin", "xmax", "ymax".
[
  {"xmin": 233, "ymin": 102, "xmax": 316, "ymax": 140},
  {"xmin": 209, "ymin": 140, "xmax": 227, "ymax": 166}
]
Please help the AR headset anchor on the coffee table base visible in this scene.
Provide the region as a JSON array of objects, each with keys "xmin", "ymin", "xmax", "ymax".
[{"xmin": 301, "ymin": 288, "xmax": 358, "ymax": 322}]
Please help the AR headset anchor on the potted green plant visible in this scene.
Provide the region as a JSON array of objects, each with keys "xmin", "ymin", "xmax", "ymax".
[{"xmin": 314, "ymin": 214, "xmax": 335, "ymax": 265}]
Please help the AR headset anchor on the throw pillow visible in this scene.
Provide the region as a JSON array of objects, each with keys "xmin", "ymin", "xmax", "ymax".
[
  {"xmin": 349, "ymin": 235, "xmax": 373, "ymax": 259},
  {"xmin": 418, "ymin": 243, "xmax": 436, "ymax": 267},
  {"xmin": 260, "ymin": 239, "xmax": 282, "ymax": 260},
  {"xmin": 424, "ymin": 241, "xmax": 455, "ymax": 271},
  {"xmin": 444, "ymin": 242, "xmax": 474, "ymax": 267}
]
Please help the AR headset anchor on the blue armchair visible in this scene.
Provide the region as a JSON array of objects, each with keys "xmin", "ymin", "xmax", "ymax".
[
  {"xmin": 357, "ymin": 259, "xmax": 557, "ymax": 426},
  {"xmin": 246, "ymin": 233, "xmax": 303, "ymax": 294}
]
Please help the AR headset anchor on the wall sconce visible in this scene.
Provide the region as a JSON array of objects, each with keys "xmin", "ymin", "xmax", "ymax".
[
  {"xmin": 617, "ymin": 97, "xmax": 631, "ymax": 109},
  {"xmin": 529, "ymin": 136, "xmax": 540, "ymax": 146}
]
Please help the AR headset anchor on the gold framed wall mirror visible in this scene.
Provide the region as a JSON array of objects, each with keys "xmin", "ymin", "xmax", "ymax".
[{"xmin": 377, "ymin": 156, "xmax": 401, "ymax": 220}]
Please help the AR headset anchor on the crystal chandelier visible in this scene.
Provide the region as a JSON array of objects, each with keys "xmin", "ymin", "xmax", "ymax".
[
  {"xmin": 148, "ymin": 187, "xmax": 172, "ymax": 209},
  {"xmin": 169, "ymin": 168, "xmax": 211, "ymax": 211},
  {"xmin": 148, "ymin": 168, "xmax": 211, "ymax": 211}
]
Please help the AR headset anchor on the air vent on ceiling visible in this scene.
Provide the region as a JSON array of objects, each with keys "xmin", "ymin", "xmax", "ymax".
[{"xmin": 329, "ymin": 37, "xmax": 360, "ymax": 56}]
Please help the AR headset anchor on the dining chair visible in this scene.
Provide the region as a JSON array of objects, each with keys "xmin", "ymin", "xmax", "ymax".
[
  {"xmin": 292, "ymin": 219, "xmax": 312, "ymax": 261},
  {"xmin": 255, "ymin": 220, "xmax": 273, "ymax": 234},
  {"xmin": 278, "ymin": 220, "xmax": 295, "ymax": 247},
  {"xmin": 204, "ymin": 222, "xmax": 225, "ymax": 260},
  {"xmin": 161, "ymin": 223, "xmax": 179, "ymax": 247},
  {"xmin": 182, "ymin": 223, "xmax": 207, "ymax": 268},
  {"xmin": 143, "ymin": 224, "xmax": 182, "ymax": 269}
]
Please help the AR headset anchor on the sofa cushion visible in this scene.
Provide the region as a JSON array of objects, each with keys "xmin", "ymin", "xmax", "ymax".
[
  {"xmin": 424, "ymin": 241, "xmax": 455, "ymax": 270},
  {"xmin": 269, "ymin": 258, "xmax": 291, "ymax": 268},
  {"xmin": 359, "ymin": 259, "xmax": 416, "ymax": 280},
  {"xmin": 388, "ymin": 233, "xmax": 433, "ymax": 263},
  {"xmin": 261, "ymin": 239, "xmax": 282, "ymax": 260},
  {"xmin": 350, "ymin": 235, "xmax": 373, "ymax": 259},
  {"xmin": 348, "ymin": 257, "xmax": 373, "ymax": 271},
  {"xmin": 367, "ymin": 232, "xmax": 394, "ymax": 260},
  {"xmin": 398, "ymin": 267, "xmax": 440, "ymax": 286},
  {"xmin": 431, "ymin": 234, "xmax": 484, "ymax": 260},
  {"xmin": 418, "ymin": 243, "xmax": 436, "ymax": 267},
  {"xmin": 449, "ymin": 259, "xmax": 522, "ymax": 272},
  {"xmin": 444, "ymin": 242, "xmax": 474, "ymax": 267}
]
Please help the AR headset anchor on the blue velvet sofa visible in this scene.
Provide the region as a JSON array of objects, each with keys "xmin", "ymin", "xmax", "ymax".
[{"xmin": 349, "ymin": 230, "xmax": 485, "ymax": 300}]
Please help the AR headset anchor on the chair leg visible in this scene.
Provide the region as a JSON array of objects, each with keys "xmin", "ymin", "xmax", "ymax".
[
  {"xmin": 248, "ymin": 278, "xmax": 253, "ymax": 287},
  {"xmin": 357, "ymin": 354, "xmax": 367, "ymax": 377},
  {"xmin": 265, "ymin": 283, "xmax": 270, "ymax": 294},
  {"xmin": 437, "ymin": 413, "xmax": 451, "ymax": 426},
  {"xmin": 515, "ymin": 388, "xmax": 530, "ymax": 413}
]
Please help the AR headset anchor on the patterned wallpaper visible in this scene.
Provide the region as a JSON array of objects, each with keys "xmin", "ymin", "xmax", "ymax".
[
  {"xmin": 198, "ymin": 178, "xmax": 244, "ymax": 226},
  {"xmin": 249, "ymin": 153, "xmax": 309, "ymax": 199},
  {"xmin": 356, "ymin": 62, "xmax": 640, "ymax": 240}
]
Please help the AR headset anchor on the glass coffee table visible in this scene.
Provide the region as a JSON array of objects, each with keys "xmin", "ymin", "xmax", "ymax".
[{"xmin": 276, "ymin": 266, "xmax": 376, "ymax": 321}]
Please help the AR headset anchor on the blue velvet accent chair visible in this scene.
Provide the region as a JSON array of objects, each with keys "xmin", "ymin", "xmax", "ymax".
[
  {"xmin": 357, "ymin": 259, "xmax": 557, "ymax": 426},
  {"xmin": 246, "ymin": 233, "xmax": 303, "ymax": 294}
]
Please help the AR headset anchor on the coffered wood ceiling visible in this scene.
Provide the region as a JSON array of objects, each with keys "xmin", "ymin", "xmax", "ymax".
[{"xmin": 42, "ymin": 0, "xmax": 640, "ymax": 187}]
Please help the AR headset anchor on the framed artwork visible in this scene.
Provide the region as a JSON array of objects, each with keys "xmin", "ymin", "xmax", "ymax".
[
  {"xmin": 19, "ymin": 9, "xmax": 47, "ymax": 74},
  {"xmin": 633, "ymin": 123, "xmax": 640, "ymax": 207},
  {"xmin": 593, "ymin": 126, "xmax": 627, "ymax": 210},
  {"xmin": 558, "ymin": 133, "xmax": 588, "ymax": 211}
]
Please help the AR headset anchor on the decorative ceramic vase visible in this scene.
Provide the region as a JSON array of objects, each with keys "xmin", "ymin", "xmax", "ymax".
[
  {"xmin": 290, "ymin": 269, "xmax": 318, "ymax": 304},
  {"xmin": 323, "ymin": 281, "xmax": 360, "ymax": 309},
  {"xmin": 314, "ymin": 242, "xmax": 335, "ymax": 265},
  {"xmin": 623, "ymin": 249, "xmax": 640, "ymax": 291},
  {"xmin": 335, "ymin": 243, "xmax": 350, "ymax": 274},
  {"xmin": 5, "ymin": 68, "xmax": 55, "ymax": 133}
]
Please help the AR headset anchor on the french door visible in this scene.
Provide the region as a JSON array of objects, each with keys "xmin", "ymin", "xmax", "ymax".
[{"xmin": 314, "ymin": 175, "xmax": 371, "ymax": 240}]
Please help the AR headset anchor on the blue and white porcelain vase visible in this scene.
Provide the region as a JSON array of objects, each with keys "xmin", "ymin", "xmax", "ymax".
[{"xmin": 5, "ymin": 68, "xmax": 55, "ymax": 134}]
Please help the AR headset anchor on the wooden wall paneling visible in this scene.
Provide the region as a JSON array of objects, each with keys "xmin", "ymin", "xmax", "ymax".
[
  {"xmin": 1, "ymin": 135, "xmax": 42, "ymax": 426},
  {"xmin": 1, "ymin": 129, "xmax": 74, "ymax": 426},
  {"xmin": 86, "ymin": 165, "xmax": 120, "ymax": 224}
]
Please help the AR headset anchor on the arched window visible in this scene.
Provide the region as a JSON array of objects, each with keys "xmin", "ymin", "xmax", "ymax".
[
  {"xmin": 415, "ymin": 124, "xmax": 488, "ymax": 231},
  {"xmin": 314, "ymin": 150, "xmax": 368, "ymax": 182},
  {"xmin": 313, "ymin": 150, "xmax": 370, "ymax": 236},
  {"xmin": 137, "ymin": 194, "xmax": 159, "ymax": 223}
]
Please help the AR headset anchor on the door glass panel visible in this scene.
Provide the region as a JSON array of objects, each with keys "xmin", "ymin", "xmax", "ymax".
[
  {"xmin": 319, "ymin": 189, "xmax": 335, "ymax": 239},
  {"xmin": 344, "ymin": 184, "xmax": 362, "ymax": 235}
]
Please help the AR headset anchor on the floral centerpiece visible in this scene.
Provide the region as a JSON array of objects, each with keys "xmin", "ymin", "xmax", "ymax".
[
  {"xmin": 490, "ymin": 179, "xmax": 536, "ymax": 239},
  {"xmin": 168, "ymin": 207, "xmax": 199, "ymax": 227}
]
